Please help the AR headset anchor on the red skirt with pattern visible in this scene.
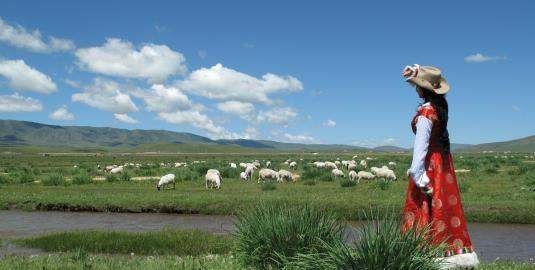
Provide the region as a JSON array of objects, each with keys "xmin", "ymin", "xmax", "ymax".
[{"xmin": 402, "ymin": 151, "xmax": 474, "ymax": 256}]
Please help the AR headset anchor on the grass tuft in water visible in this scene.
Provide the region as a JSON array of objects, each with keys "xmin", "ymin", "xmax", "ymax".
[{"xmin": 234, "ymin": 202, "xmax": 344, "ymax": 269}]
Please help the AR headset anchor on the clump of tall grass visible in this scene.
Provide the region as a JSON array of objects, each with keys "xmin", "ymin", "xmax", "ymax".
[
  {"xmin": 42, "ymin": 174, "xmax": 68, "ymax": 186},
  {"xmin": 71, "ymin": 174, "xmax": 92, "ymax": 185},
  {"xmin": 302, "ymin": 179, "xmax": 317, "ymax": 186},
  {"xmin": 458, "ymin": 178, "xmax": 472, "ymax": 193},
  {"xmin": 0, "ymin": 174, "xmax": 12, "ymax": 184},
  {"xmin": 15, "ymin": 170, "xmax": 35, "ymax": 184},
  {"xmin": 260, "ymin": 182, "xmax": 277, "ymax": 191},
  {"xmin": 119, "ymin": 171, "xmax": 131, "ymax": 182},
  {"xmin": 301, "ymin": 166, "xmax": 333, "ymax": 182},
  {"xmin": 234, "ymin": 203, "xmax": 344, "ymax": 269},
  {"xmin": 17, "ymin": 229, "xmax": 233, "ymax": 256},
  {"xmin": 105, "ymin": 174, "xmax": 118, "ymax": 182},
  {"xmin": 375, "ymin": 180, "xmax": 392, "ymax": 190},
  {"xmin": 340, "ymin": 179, "xmax": 356, "ymax": 187},
  {"xmin": 285, "ymin": 212, "xmax": 444, "ymax": 270}
]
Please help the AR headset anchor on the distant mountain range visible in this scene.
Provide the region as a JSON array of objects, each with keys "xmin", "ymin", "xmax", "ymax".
[{"xmin": 0, "ymin": 120, "xmax": 534, "ymax": 153}]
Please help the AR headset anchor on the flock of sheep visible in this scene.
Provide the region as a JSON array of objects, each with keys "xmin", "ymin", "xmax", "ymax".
[{"xmin": 95, "ymin": 156, "xmax": 398, "ymax": 191}]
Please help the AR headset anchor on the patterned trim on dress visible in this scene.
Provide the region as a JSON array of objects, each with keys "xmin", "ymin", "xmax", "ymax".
[{"xmin": 444, "ymin": 246, "xmax": 474, "ymax": 257}]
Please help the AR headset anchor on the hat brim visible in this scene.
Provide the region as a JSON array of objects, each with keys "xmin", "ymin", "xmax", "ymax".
[{"xmin": 406, "ymin": 77, "xmax": 450, "ymax": 94}]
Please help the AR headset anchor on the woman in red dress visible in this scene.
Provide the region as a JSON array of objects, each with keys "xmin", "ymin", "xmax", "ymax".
[{"xmin": 401, "ymin": 65, "xmax": 479, "ymax": 269}]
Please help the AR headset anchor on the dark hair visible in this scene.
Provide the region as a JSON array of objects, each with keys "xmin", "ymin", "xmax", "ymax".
[{"xmin": 419, "ymin": 87, "xmax": 451, "ymax": 154}]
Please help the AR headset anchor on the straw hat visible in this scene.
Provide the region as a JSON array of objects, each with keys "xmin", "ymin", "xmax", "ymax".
[{"xmin": 404, "ymin": 65, "xmax": 450, "ymax": 94}]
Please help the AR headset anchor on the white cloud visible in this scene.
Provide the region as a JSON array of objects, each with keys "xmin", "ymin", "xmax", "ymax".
[
  {"xmin": 281, "ymin": 132, "xmax": 318, "ymax": 144},
  {"xmin": 0, "ymin": 17, "xmax": 74, "ymax": 53},
  {"xmin": 178, "ymin": 63, "xmax": 303, "ymax": 104},
  {"xmin": 132, "ymin": 84, "xmax": 193, "ymax": 113},
  {"xmin": 351, "ymin": 137, "xmax": 399, "ymax": 148},
  {"xmin": 72, "ymin": 78, "xmax": 138, "ymax": 113},
  {"xmin": 49, "ymin": 106, "xmax": 75, "ymax": 121},
  {"xmin": 0, "ymin": 93, "xmax": 42, "ymax": 112},
  {"xmin": 242, "ymin": 43, "xmax": 255, "ymax": 48},
  {"xmin": 256, "ymin": 107, "xmax": 298, "ymax": 125},
  {"xmin": 464, "ymin": 53, "xmax": 508, "ymax": 63},
  {"xmin": 75, "ymin": 38, "xmax": 187, "ymax": 82},
  {"xmin": 49, "ymin": 36, "xmax": 75, "ymax": 51},
  {"xmin": 114, "ymin": 113, "xmax": 139, "ymax": 124},
  {"xmin": 242, "ymin": 127, "xmax": 261, "ymax": 139},
  {"xmin": 324, "ymin": 119, "xmax": 336, "ymax": 127},
  {"xmin": 158, "ymin": 109, "xmax": 230, "ymax": 138},
  {"xmin": 217, "ymin": 100, "xmax": 255, "ymax": 115},
  {"xmin": 0, "ymin": 59, "xmax": 57, "ymax": 93},
  {"xmin": 63, "ymin": 78, "xmax": 81, "ymax": 88}
]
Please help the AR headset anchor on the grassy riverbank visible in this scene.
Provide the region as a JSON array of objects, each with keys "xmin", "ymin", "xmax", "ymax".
[
  {"xmin": 1, "ymin": 153, "xmax": 534, "ymax": 224},
  {"xmin": 1, "ymin": 177, "xmax": 534, "ymax": 224}
]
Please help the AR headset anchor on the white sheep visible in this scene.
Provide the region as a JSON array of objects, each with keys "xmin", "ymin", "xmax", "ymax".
[
  {"xmin": 110, "ymin": 166, "xmax": 124, "ymax": 174},
  {"xmin": 348, "ymin": 163, "xmax": 357, "ymax": 171},
  {"xmin": 357, "ymin": 171, "xmax": 375, "ymax": 181},
  {"xmin": 334, "ymin": 161, "xmax": 341, "ymax": 166},
  {"xmin": 244, "ymin": 165, "xmax": 255, "ymax": 181},
  {"xmin": 313, "ymin": 161, "xmax": 326, "ymax": 168},
  {"xmin": 239, "ymin": 162, "xmax": 248, "ymax": 168},
  {"xmin": 325, "ymin": 161, "xmax": 338, "ymax": 170},
  {"xmin": 374, "ymin": 167, "xmax": 397, "ymax": 181},
  {"xmin": 348, "ymin": 170, "xmax": 359, "ymax": 183},
  {"xmin": 277, "ymin": 169, "xmax": 293, "ymax": 182},
  {"xmin": 230, "ymin": 163, "xmax": 237, "ymax": 169},
  {"xmin": 205, "ymin": 171, "xmax": 221, "ymax": 189},
  {"xmin": 240, "ymin": 171, "xmax": 248, "ymax": 181},
  {"xmin": 156, "ymin": 174, "xmax": 175, "ymax": 190},
  {"xmin": 105, "ymin": 165, "xmax": 117, "ymax": 172},
  {"xmin": 332, "ymin": 168, "xmax": 345, "ymax": 178},
  {"xmin": 360, "ymin": 160, "xmax": 367, "ymax": 168},
  {"xmin": 388, "ymin": 161, "xmax": 397, "ymax": 167},
  {"xmin": 265, "ymin": 161, "xmax": 271, "ymax": 168},
  {"xmin": 258, "ymin": 168, "xmax": 279, "ymax": 183},
  {"xmin": 289, "ymin": 161, "xmax": 297, "ymax": 170}
]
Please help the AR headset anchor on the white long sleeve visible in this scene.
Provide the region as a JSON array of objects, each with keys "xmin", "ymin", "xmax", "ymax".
[{"xmin": 409, "ymin": 116, "xmax": 433, "ymax": 187}]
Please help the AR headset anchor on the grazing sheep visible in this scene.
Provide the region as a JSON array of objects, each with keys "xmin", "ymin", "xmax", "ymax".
[
  {"xmin": 278, "ymin": 169, "xmax": 293, "ymax": 182},
  {"xmin": 244, "ymin": 165, "xmax": 255, "ymax": 181},
  {"xmin": 341, "ymin": 160, "xmax": 349, "ymax": 167},
  {"xmin": 205, "ymin": 171, "xmax": 221, "ymax": 189},
  {"xmin": 156, "ymin": 174, "xmax": 175, "ymax": 190},
  {"xmin": 325, "ymin": 161, "xmax": 338, "ymax": 170},
  {"xmin": 352, "ymin": 155, "xmax": 359, "ymax": 159},
  {"xmin": 348, "ymin": 170, "xmax": 359, "ymax": 183},
  {"xmin": 357, "ymin": 171, "xmax": 375, "ymax": 181},
  {"xmin": 374, "ymin": 167, "xmax": 397, "ymax": 181},
  {"xmin": 289, "ymin": 161, "xmax": 297, "ymax": 170},
  {"xmin": 239, "ymin": 162, "xmax": 248, "ymax": 168},
  {"xmin": 334, "ymin": 161, "xmax": 341, "ymax": 166},
  {"xmin": 388, "ymin": 161, "xmax": 397, "ymax": 167},
  {"xmin": 240, "ymin": 171, "xmax": 248, "ymax": 181},
  {"xmin": 258, "ymin": 168, "xmax": 279, "ymax": 183},
  {"xmin": 332, "ymin": 168, "xmax": 345, "ymax": 178},
  {"xmin": 348, "ymin": 163, "xmax": 357, "ymax": 171},
  {"xmin": 253, "ymin": 160, "xmax": 261, "ymax": 168},
  {"xmin": 230, "ymin": 163, "xmax": 237, "ymax": 169},
  {"xmin": 105, "ymin": 165, "xmax": 117, "ymax": 172},
  {"xmin": 110, "ymin": 166, "xmax": 124, "ymax": 174},
  {"xmin": 360, "ymin": 160, "xmax": 367, "ymax": 168},
  {"xmin": 207, "ymin": 169, "xmax": 220, "ymax": 176},
  {"xmin": 313, "ymin": 161, "xmax": 326, "ymax": 168},
  {"xmin": 266, "ymin": 161, "xmax": 272, "ymax": 168}
]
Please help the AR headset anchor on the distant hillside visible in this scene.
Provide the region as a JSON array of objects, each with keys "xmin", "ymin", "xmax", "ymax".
[
  {"xmin": 456, "ymin": 136, "xmax": 535, "ymax": 153},
  {"xmin": 1, "ymin": 120, "xmax": 533, "ymax": 153}
]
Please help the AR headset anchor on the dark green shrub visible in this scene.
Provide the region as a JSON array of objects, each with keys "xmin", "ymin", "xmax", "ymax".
[
  {"xmin": 0, "ymin": 174, "xmax": 12, "ymax": 184},
  {"xmin": 105, "ymin": 174, "xmax": 118, "ymax": 182},
  {"xmin": 340, "ymin": 179, "xmax": 356, "ymax": 187},
  {"xmin": 285, "ymin": 212, "xmax": 444, "ymax": 270},
  {"xmin": 17, "ymin": 170, "xmax": 35, "ymax": 184},
  {"xmin": 72, "ymin": 174, "xmax": 92, "ymax": 185},
  {"xmin": 42, "ymin": 174, "xmax": 68, "ymax": 186},
  {"xmin": 119, "ymin": 171, "xmax": 131, "ymax": 182},
  {"xmin": 260, "ymin": 182, "xmax": 277, "ymax": 191},
  {"xmin": 234, "ymin": 203, "xmax": 344, "ymax": 269}
]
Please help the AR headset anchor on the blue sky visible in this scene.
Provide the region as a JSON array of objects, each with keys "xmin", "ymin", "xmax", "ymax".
[{"xmin": 0, "ymin": 1, "xmax": 533, "ymax": 147}]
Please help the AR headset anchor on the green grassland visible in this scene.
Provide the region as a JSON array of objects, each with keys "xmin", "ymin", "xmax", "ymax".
[{"xmin": 1, "ymin": 152, "xmax": 533, "ymax": 223}]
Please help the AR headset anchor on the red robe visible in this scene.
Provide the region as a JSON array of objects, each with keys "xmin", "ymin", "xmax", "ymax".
[{"xmin": 403, "ymin": 104, "xmax": 474, "ymax": 257}]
